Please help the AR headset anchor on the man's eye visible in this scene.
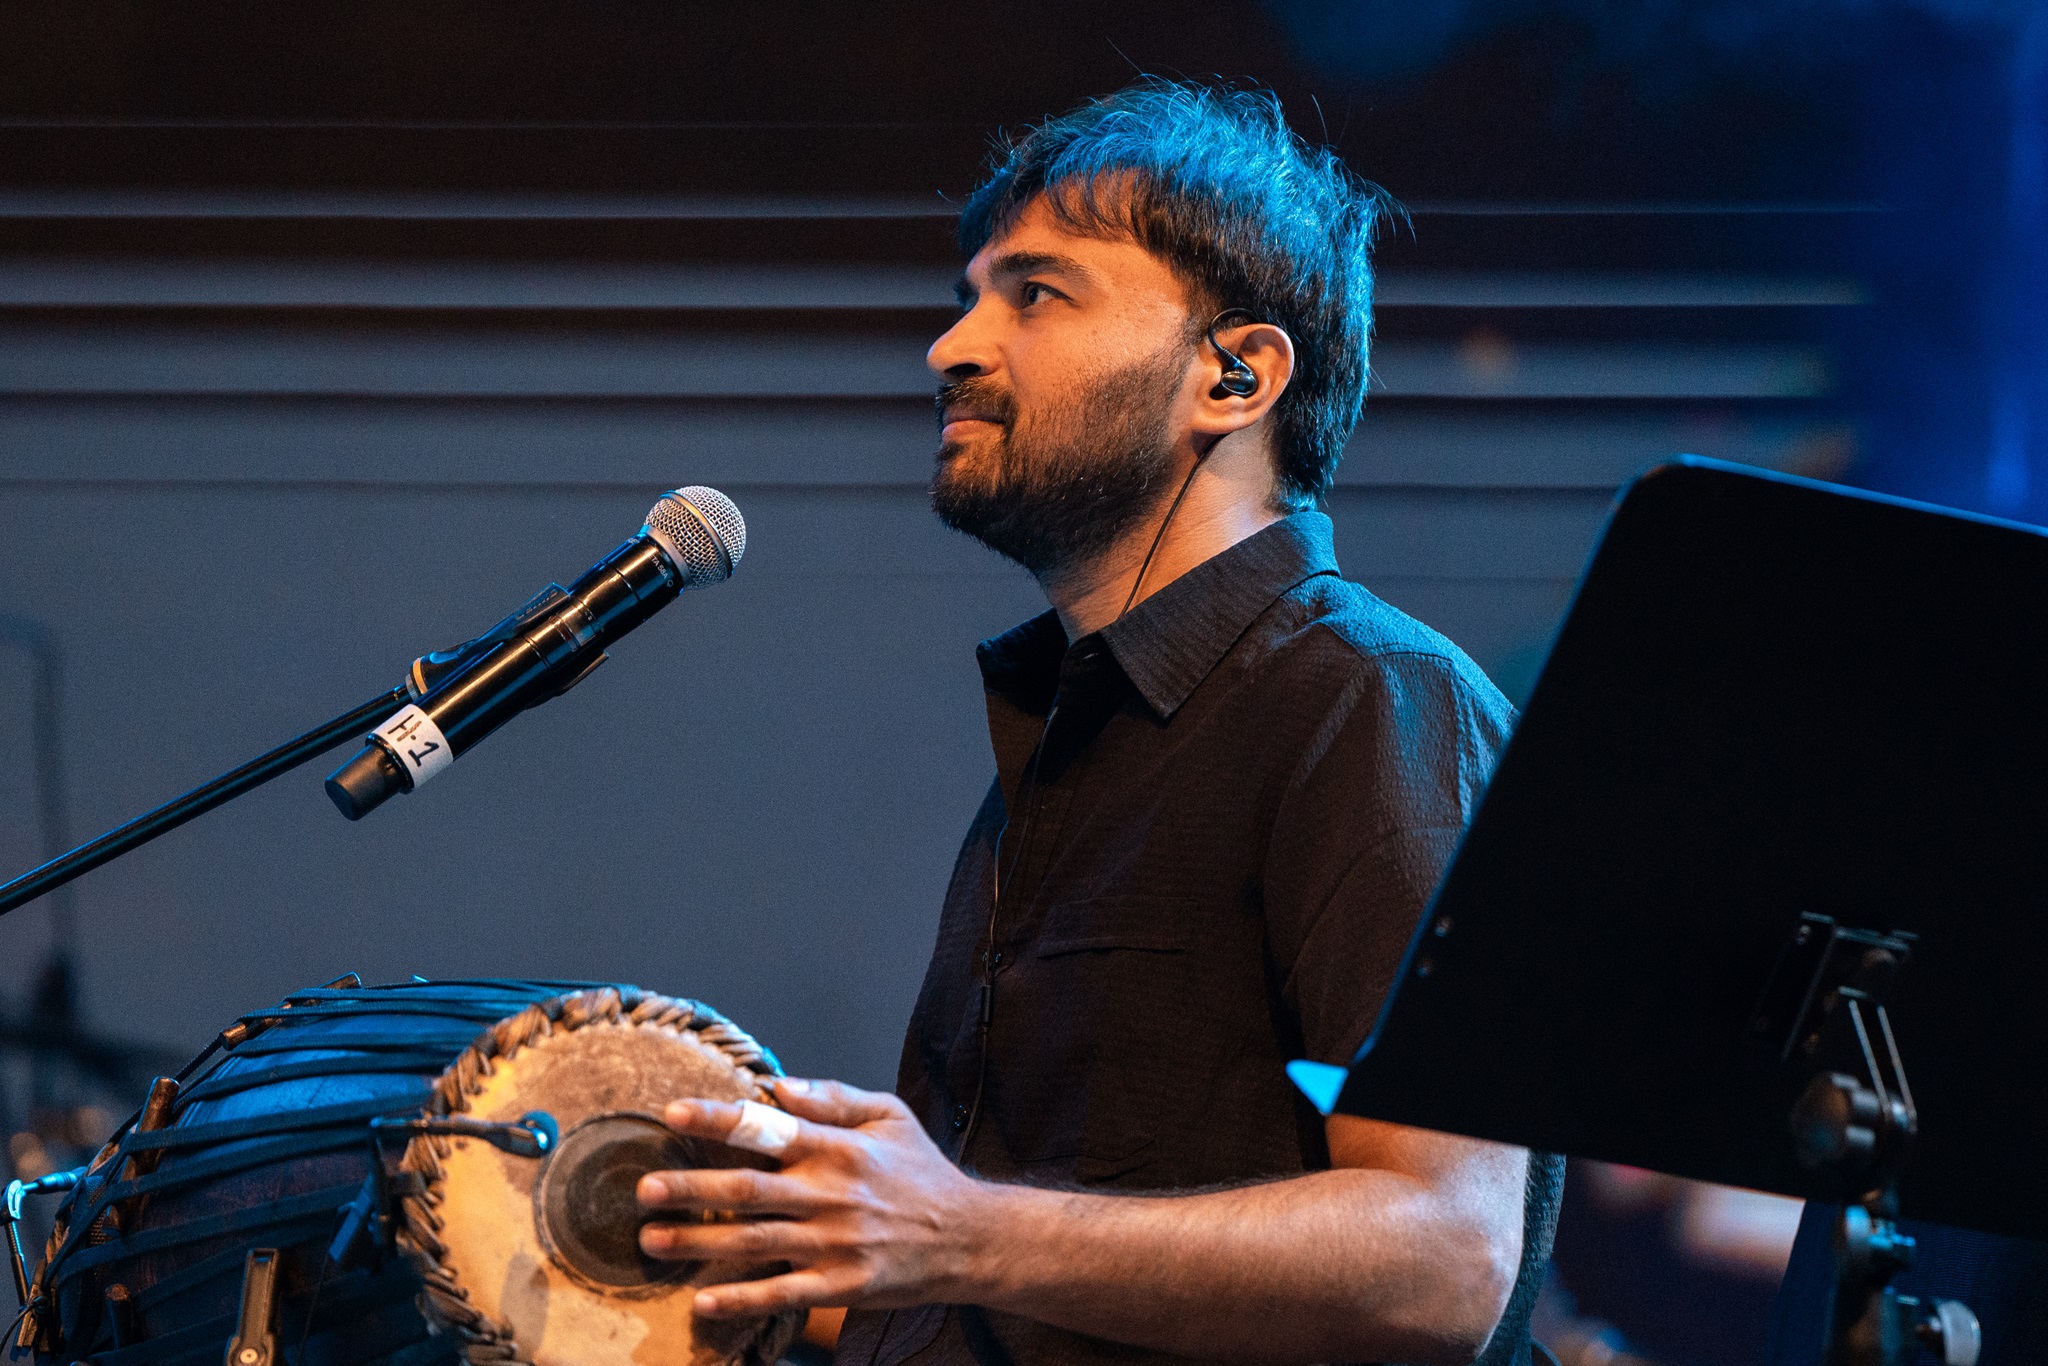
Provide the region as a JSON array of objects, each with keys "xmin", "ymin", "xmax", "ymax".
[{"xmin": 1020, "ymin": 282, "xmax": 1054, "ymax": 306}]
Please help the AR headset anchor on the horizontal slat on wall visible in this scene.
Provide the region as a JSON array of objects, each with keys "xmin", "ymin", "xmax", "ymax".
[
  {"xmin": 0, "ymin": 258, "xmax": 1864, "ymax": 311},
  {"xmin": 1325, "ymin": 486, "xmax": 1617, "ymax": 579},
  {"xmin": 0, "ymin": 327, "xmax": 1833, "ymax": 400},
  {"xmin": 0, "ymin": 187, "xmax": 1882, "ymax": 218},
  {"xmin": 0, "ymin": 397, "xmax": 1848, "ymax": 489},
  {"xmin": 1347, "ymin": 410, "xmax": 1851, "ymax": 486},
  {"xmin": 0, "ymin": 260, "xmax": 967, "ymax": 310},
  {"xmin": 0, "ymin": 189, "xmax": 959, "ymax": 220}
]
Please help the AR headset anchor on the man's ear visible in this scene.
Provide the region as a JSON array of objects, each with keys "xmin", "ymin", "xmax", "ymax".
[{"xmin": 1192, "ymin": 321, "xmax": 1294, "ymax": 438}]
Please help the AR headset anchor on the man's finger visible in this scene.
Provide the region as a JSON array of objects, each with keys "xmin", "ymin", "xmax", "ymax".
[
  {"xmin": 692, "ymin": 1266, "xmax": 867, "ymax": 1319},
  {"xmin": 636, "ymin": 1166, "xmax": 820, "ymax": 1216},
  {"xmin": 638, "ymin": 1213, "xmax": 824, "ymax": 1263},
  {"xmin": 662, "ymin": 1097, "xmax": 809, "ymax": 1158},
  {"xmin": 770, "ymin": 1076, "xmax": 906, "ymax": 1129}
]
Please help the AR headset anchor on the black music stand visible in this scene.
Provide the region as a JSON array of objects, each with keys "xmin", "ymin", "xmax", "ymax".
[{"xmin": 1293, "ymin": 458, "xmax": 2048, "ymax": 1366}]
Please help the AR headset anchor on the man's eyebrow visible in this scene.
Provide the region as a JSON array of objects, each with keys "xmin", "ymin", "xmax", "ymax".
[
  {"xmin": 955, "ymin": 250, "xmax": 1099, "ymax": 306},
  {"xmin": 991, "ymin": 250, "xmax": 1093, "ymax": 280}
]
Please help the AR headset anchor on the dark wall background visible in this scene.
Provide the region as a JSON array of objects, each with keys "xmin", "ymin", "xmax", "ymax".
[
  {"xmin": 0, "ymin": 6, "xmax": 2039, "ymax": 1362},
  {"xmin": 0, "ymin": 0, "xmax": 1872, "ymax": 1075}
]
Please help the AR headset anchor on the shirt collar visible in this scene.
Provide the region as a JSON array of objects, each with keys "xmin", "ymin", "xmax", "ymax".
[
  {"xmin": 975, "ymin": 511, "xmax": 1340, "ymax": 721},
  {"xmin": 975, "ymin": 607, "xmax": 1068, "ymax": 718}
]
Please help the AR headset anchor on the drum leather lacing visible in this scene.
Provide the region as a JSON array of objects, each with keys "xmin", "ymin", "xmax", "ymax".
[{"xmin": 16, "ymin": 980, "xmax": 793, "ymax": 1366}]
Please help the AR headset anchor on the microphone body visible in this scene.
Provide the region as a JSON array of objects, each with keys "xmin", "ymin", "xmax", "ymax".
[
  {"xmin": 326, "ymin": 487, "xmax": 741, "ymax": 820},
  {"xmin": 399, "ymin": 534, "xmax": 676, "ymax": 753}
]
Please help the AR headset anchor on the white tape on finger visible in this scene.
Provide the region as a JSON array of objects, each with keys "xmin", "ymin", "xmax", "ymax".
[{"xmin": 727, "ymin": 1100, "xmax": 800, "ymax": 1155}]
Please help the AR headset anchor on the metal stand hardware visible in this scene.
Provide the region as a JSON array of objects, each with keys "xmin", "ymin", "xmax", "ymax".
[
  {"xmin": 1758, "ymin": 914, "xmax": 1980, "ymax": 1366},
  {"xmin": 2, "ymin": 1169, "xmax": 81, "ymax": 1308},
  {"xmin": 368, "ymin": 1110, "xmax": 557, "ymax": 1159},
  {"xmin": 223, "ymin": 1248, "xmax": 281, "ymax": 1366}
]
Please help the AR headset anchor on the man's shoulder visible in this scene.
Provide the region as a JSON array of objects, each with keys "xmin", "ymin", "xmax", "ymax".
[{"xmin": 1254, "ymin": 573, "xmax": 1511, "ymax": 716}]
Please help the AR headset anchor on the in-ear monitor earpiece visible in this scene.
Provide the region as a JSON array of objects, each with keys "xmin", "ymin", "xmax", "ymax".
[{"xmin": 1206, "ymin": 309, "xmax": 1261, "ymax": 399}]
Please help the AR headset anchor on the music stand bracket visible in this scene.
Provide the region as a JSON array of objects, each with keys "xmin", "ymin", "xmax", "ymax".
[{"xmin": 1753, "ymin": 914, "xmax": 1980, "ymax": 1366}]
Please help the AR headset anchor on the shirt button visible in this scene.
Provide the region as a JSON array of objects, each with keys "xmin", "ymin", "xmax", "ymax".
[{"xmin": 951, "ymin": 1105, "xmax": 970, "ymax": 1130}]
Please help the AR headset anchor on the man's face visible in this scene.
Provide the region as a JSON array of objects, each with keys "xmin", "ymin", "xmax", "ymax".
[{"xmin": 926, "ymin": 196, "xmax": 1201, "ymax": 578}]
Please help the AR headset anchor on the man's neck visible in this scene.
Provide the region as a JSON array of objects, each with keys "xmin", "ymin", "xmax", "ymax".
[{"xmin": 1043, "ymin": 446, "xmax": 1287, "ymax": 640}]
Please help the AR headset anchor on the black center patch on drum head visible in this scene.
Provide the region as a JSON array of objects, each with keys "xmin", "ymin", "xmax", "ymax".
[{"xmin": 535, "ymin": 1112, "xmax": 707, "ymax": 1292}]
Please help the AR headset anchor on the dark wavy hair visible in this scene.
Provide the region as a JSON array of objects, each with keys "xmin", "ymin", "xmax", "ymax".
[{"xmin": 958, "ymin": 80, "xmax": 1397, "ymax": 510}]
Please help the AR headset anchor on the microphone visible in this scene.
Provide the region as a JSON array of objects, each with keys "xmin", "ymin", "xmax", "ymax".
[{"xmin": 323, "ymin": 486, "xmax": 745, "ymax": 820}]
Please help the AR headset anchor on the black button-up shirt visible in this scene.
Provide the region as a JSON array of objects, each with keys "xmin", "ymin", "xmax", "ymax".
[{"xmin": 838, "ymin": 512, "xmax": 1545, "ymax": 1366}]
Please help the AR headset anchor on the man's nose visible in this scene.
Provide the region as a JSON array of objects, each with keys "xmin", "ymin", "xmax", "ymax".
[{"xmin": 927, "ymin": 309, "xmax": 994, "ymax": 381}]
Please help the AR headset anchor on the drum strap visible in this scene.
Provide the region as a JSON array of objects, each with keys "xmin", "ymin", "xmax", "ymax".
[
  {"xmin": 47, "ymin": 1097, "xmax": 428, "ymax": 1275},
  {"xmin": 230, "ymin": 1001, "xmax": 542, "ymax": 1030},
  {"xmin": 92, "ymin": 1129, "xmax": 369, "ymax": 1208},
  {"xmin": 114, "ymin": 1305, "xmax": 450, "ymax": 1366},
  {"xmin": 55, "ymin": 1182, "xmax": 365, "ymax": 1281},
  {"xmin": 120, "ymin": 1094, "xmax": 433, "ymax": 1153},
  {"xmin": 223, "ymin": 1029, "xmax": 489, "ymax": 1057},
  {"xmin": 177, "ymin": 1054, "xmax": 454, "ymax": 1106},
  {"xmin": 274, "ymin": 984, "xmax": 599, "ymax": 1010},
  {"xmin": 88, "ymin": 1260, "xmax": 435, "ymax": 1366},
  {"xmin": 128, "ymin": 1222, "xmax": 331, "ymax": 1317}
]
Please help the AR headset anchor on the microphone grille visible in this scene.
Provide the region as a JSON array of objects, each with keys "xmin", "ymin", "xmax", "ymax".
[{"xmin": 643, "ymin": 486, "xmax": 746, "ymax": 588}]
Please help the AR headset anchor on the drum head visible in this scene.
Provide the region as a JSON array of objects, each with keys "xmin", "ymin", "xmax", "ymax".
[{"xmin": 398, "ymin": 989, "xmax": 801, "ymax": 1366}]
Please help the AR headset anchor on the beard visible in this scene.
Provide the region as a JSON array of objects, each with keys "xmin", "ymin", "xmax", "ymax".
[{"xmin": 929, "ymin": 342, "xmax": 1186, "ymax": 579}]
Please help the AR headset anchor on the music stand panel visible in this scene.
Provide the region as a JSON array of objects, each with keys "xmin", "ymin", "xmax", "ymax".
[{"xmin": 1335, "ymin": 457, "xmax": 2048, "ymax": 1243}]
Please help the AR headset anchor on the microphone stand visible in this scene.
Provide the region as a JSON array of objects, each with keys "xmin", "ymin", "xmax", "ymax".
[{"xmin": 0, "ymin": 686, "xmax": 406, "ymax": 917}]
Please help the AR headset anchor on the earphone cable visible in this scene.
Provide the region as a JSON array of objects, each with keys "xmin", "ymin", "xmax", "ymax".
[
  {"xmin": 1117, "ymin": 310, "xmax": 1258, "ymax": 622},
  {"xmin": 1116, "ymin": 443, "xmax": 1212, "ymax": 623},
  {"xmin": 960, "ymin": 311, "xmax": 1254, "ymax": 1146},
  {"xmin": 956, "ymin": 705, "xmax": 1055, "ymax": 1155}
]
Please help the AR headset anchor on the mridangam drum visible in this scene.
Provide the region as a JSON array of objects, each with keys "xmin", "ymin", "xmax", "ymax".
[{"xmin": 16, "ymin": 980, "xmax": 804, "ymax": 1366}]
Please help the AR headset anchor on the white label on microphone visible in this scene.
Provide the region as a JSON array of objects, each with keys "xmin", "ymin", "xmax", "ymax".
[{"xmin": 374, "ymin": 704, "xmax": 454, "ymax": 787}]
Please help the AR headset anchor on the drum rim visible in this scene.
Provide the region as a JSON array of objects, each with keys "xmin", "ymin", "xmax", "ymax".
[{"xmin": 392, "ymin": 985, "xmax": 802, "ymax": 1366}]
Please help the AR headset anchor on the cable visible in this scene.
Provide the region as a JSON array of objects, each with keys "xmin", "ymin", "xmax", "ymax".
[
  {"xmin": 956, "ymin": 312, "xmax": 1258, "ymax": 1148},
  {"xmin": 955, "ymin": 709, "xmax": 1055, "ymax": 1157},
  {"xmin": 1116, "ymin": 441, "xmax": 1215, "ymax": 624},
  {"xmin": 1117, "ymin": 308, "xmax": 1263, "ymax": 622}
]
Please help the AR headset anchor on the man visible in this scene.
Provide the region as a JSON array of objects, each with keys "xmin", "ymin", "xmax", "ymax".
[{"xmin": 638, "ymin": 81, "xmax": 1562, "ymax": 1365}]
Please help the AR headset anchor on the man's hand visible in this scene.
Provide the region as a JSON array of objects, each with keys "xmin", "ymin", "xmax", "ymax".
[
  {"xmin": 641, "ymin": 1078, "xmax": 1526, "ymax": 1365},
  {"xmin": 638, "ymin": 1077, "xmax": 988, "ymax": 1319}
]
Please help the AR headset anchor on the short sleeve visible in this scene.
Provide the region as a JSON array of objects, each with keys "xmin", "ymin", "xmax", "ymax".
[{"xmin": 1262, "ymin": 643, "xmax": 1515, "ymax": 1066}]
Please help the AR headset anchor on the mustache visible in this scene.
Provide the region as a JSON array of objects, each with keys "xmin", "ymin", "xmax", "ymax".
[{"xmin": 934, "ymin": 376, "xmax": 1018, "ymax": 431}]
